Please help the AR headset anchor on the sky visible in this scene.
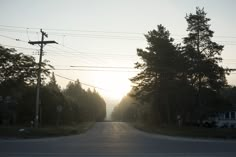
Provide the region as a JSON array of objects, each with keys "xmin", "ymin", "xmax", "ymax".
[{"xmin": 1, "ymin": 0, "xmax": 236, "ymax": 119}]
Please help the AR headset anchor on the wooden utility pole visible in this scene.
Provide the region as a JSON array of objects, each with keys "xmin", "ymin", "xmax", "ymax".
[{"xmin": 29, "ymin": 29, "xmax": 57, "ymax": 128}]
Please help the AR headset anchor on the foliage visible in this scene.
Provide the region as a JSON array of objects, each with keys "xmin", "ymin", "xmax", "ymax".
[
  {"xmin": 111, "ymin": 95, "xmax": 137, "ymax": 121},
  {"xmin": 182, "ymin": 7, "xmax": 229, "ymax": 120},
  {"xmin": 130, "ymin": 24, "xmax": 188, "ymax": 124},
  {"xmin": 183, "ymin": 7, "xmax": 227, "ymax": 100},
  {"xmin": 63, "ymin": 81, "xmax": 106, "ymax": 123},
  {"xmin": 220, "ymin": 86, "xmax": 236, "ymax": 105},
  {"xmin": 0, "ymin": 45, "xmax": 51, "ymax": 85},
  {"xmin": 0, "ymin": 45, "xmax": 106, "ymax": 126},
  {"xmin": 115, "ymin": 7, "xmax": 229, "ymax": 126}
]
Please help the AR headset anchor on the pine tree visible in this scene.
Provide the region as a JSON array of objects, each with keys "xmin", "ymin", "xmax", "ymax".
[
  {"xmin": 47, "ymin": 72, "xmax": 60, "ymax": 92},
  {"xmin": 183, "ymin": 7, "xmax": 227, "ymax": 107},
  {"xmin": 131, "ymin": 25, "xmax": 185, "ymax": 124}
]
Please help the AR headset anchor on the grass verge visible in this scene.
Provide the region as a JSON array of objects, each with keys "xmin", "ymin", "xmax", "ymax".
[
  {"xmin": 0, "ymin": 122, "xmax": 95, "ymax": 139},
  {"xmin": 131, "ymin": 122, "xmax": 236, "ymax": 139}
]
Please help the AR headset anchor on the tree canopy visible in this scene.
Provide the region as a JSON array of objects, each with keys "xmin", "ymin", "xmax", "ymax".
[
  {"xmin": 0, "ymin": 45, "xmax": 51, "ymax": 86},
  {"xmin": 113, "ymin": 7, "xmax": 230, "ymax": 126},
  {"xmin": 0, "ymin": 45, "xmax": 106, "ymax": 126},
  {"xmin": 183, "ymin": 7, "xmax": 227, "ymax": 96}
]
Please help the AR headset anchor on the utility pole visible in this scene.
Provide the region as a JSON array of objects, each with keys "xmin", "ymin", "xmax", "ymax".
[{"xmin": 29, "ymin": 29, "xmax": 57, "ymax": 128}]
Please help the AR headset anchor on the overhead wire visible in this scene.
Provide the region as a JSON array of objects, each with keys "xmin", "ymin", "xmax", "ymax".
[
  {"xmin": 1, "ymin": 40, "xmax": 236, "ymax": 74},
  {"xmin": 2, "ymin": 42, "xmax": 236, "ymax": 63},
  {"xmin": 45, "ymin": 42, "xmax": 137, "ymax": 60},
  {"xmin": 69, "ymin": 65, "xmax": 135, "ymax": 69},
  {"xmin": 52, "ymin": 43, "xmax": 138, "ymax": 66},
  {"xmin": 54, "ymin": 73, "xmax": 106, "ymax": 90},
  {"xmin": 0, "ymin": 33, "xmax": 137, "ymax": 65},
  {"xmin": 1, "ymin": 27, "xmax": 234, "ymax": 65},
  {"xmin": 0, "ymin": 34, "xmax": 28, "ymax": 43},
  {"xmin": 45, "ymin": 45, "xmax": 108, "ymax": 65},
  {"xmin": 3, "ymin": 43, "xmax": 236, "ymax": 66},
  {"xmin": 1, "ymin": 27, "xmax": 236, "ymax": 71},
  {"xmin": 0, "ymin": 24, "xmax": 236, "ymax": 38},
  {"xmin": 0, "ymin": 44, "xmax": 38, "ymax": 51},
  {"xmin": 0, "ymin": 24, "xmax": 236, "ymax": 43},
  {"xmin": 51, "ymin": 68, "xmax": 138, "ymax": 72}
]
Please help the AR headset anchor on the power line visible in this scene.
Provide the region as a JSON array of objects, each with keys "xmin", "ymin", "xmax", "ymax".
[
  {"xmin": 0, "ymin": 24, "xmax": 140, "ymax": 34},
  {"xmin": 51, "ymin": 68, "xmax": 138, "ymax": 72},
  {"xmin": 0, "ymin": 25, "xmax": 39, "ymax": 30},
  {"xmin": 53, "ymin": 43, "xmax": 137, "ymax": 57},
  {"xmin": 0, "ymin": 33, "xmax": 135, "ymax": 59},
  {"xmin": 50, "ymin": 33, "xmax": 144, "ymax": 40},
  {"xmin": 0, "ymin": 28, "xmax": 37, "ymax": 34},
  {"xmin": 37, "ymin": 42, "xmax": 137, "ymax": 58},
  {"xmin": 0, "ymin": 34, "xmax": 27, "ymax": 42},
  {"xmin": 70, "ymin": 65, "xmax": 135, "ymax": 69},
  {"xmin": 1, "ymin": 24, "xmax": 236, "ymax": 40},
  {"xmin": 0, "ymin": 44, "xmax": 38, "ymax": 50},
  {"xmin": 3, "ymin": 43, "xmax": 236, "ymax": 63},
  {"xmin": 54, "ymin": 73, "xmax": 106, "ymax": 90},
  {"xmin": 0, "ymin": 24, "xmax": 235, "ymax": 38},
  {"xmin": 48, "ymin": 44, "xmax": 138, "ymax": 66},
  {"xmin": 0, "ymin": 35, "xmax": 137, "ymax": 58},
  {"xmin": 0, "ymin": 24, "xmax": 146, "ymax": 39},
  {"xmin": 0, "ymin": 44, "xmax": 137, "ymax": 67},
  {"xmin": 57, "ymin": 43, "xmax": 85, "ymax": 52},
  {"xmin": 0, "ymin": 26, "xmax": 144, "ymax": 41},
  {"xmin": 2, "ymin": 35, "xmax": 236, "ymax": 68},
  {"xmin": 0, "ymin": 29, "xmax": 143, "ymax": 41},
  {"xmin": 47, "ymin": 44, "xmax": 120, "ymax": 66},
  {"xmin": 3, "ymin": 43, "xmax": 236, "ymax": 65}
]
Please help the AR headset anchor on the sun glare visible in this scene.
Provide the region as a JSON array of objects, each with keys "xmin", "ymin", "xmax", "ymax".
[{"xmin": 91, "ymin": 72, "xmax": 133, "ymax": 100}]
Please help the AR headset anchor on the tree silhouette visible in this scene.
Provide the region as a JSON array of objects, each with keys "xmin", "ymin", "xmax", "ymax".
[
  {"xmin": 183, "ymin": 7, "xmax": 228, "ymax": 116},
  {"xmin": 123, "ymin": 8, "xmax": 230, "ymax": 125},
  {"xmin": 0, "ymin": 45, "xmax": 106, "ymax": 126},
  {"xmin": 0, "ymin": 45, "xmax": 51, "ymax": 85},
  {"xmin": 130, "ymin": 25, "xmax": 186, "ymax": 124}
]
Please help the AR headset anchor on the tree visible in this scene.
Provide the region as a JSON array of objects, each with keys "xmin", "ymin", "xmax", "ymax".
[
  {"xmin": 0, "ymin": 45, "xmax": 54, "ymax": 125},
  {"xmin": 130, "ymin": 25, "xmax": 186, "ymax": 124},
  {"xmin": 0, "ymin": 45, "xmax": 51, "ymax": 85},
  {"xmin": 63, "ymin": 80, "xmax": 106, "ymax": 123},
  {"xmin": 183, "ymin": 7, "xmax": 228, "ymax": 114},
  {"xmin": 115, "ymin": 8, "xmax": 229, "ymax": 126},
  {"xmin": 111, "ymin": 95, "xmax": 137, "ymax": 122},
  {"xmin": 47, "ymin": 72, "xmax": 60, "ymax": 92},
  {"xmin": 221, "ymin": 86, "xmax": 236, "ymax": 104},
  {"xmin": 0, "ymin": 45, "xmax": 107, "ymax": 126},
  {"xmin": 90, "ymin": 89, "xmax": 106, "ymax": 121},
  {"xmin": 40, "ymin": 73, "xmax": 65, "ymax": 126}
]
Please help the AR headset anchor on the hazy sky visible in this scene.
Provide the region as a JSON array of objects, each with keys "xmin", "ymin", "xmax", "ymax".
[{"xmin": 1, "ymin": 0, "xmax": 236, "ymax": 118}]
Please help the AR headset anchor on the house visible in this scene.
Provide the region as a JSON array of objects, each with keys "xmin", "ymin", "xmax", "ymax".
[
  {"xmin": 203, "ymin": 105, "xmax": 236, "ymax": 128},
  {"xmin": 214, "ymin": 110, "xmax": 236, "ymax": 128}
]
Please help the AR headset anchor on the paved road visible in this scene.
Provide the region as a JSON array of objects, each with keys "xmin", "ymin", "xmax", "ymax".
[{"xmin": 0, "ymin": 122, "xmax": 236, "ymax": 157}]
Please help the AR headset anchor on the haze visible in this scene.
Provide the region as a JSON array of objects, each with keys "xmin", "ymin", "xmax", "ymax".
[{"xmin": 0, "ymin": 0, "xmax": 236, "ymax": 119}]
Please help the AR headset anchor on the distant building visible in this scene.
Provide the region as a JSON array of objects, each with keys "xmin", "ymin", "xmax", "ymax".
[
  {"xmin": 203, "ymin": 104, "xmax": 236, "ymax": 128},
  {"xmin": 214, "ymin": 105, "xmax": 236, "ymax": 128}
]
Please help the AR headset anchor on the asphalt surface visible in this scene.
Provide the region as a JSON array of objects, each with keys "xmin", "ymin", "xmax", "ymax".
[{"xmin": 0, "ymin": 122, "xmax": 236, "ymax": 157}]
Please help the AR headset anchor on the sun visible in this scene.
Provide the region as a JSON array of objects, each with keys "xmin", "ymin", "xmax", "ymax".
[
  {"xmin": 90, "ymin": 71, "xmax": 133, "ymax": 100},
  {"xmin": 104, "ymin": 82, "xmax": 131, "ymax": 100}
]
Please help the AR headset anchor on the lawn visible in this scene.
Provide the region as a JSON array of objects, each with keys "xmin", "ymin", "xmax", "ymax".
[
  {"xmin": 0, "ymin": 122, "xmax": 94, "ymax": 139},
  {"xmin": 131, "ymin": 122, "xmax": 236, "ymax": 139}
]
